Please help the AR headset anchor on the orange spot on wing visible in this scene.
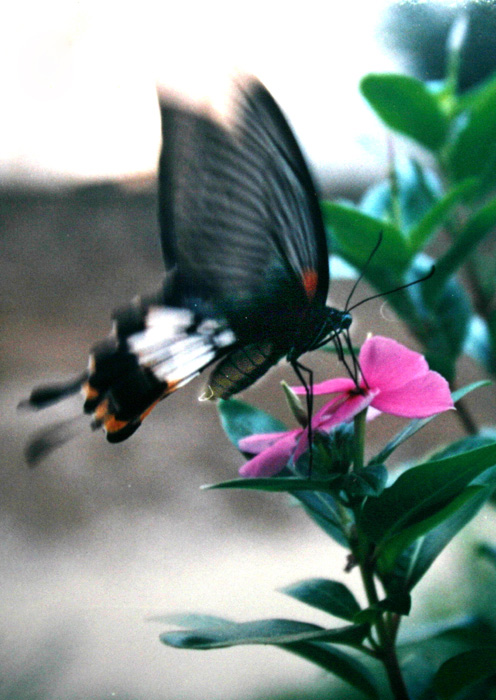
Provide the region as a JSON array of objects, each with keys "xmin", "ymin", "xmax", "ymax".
[
  {"xmin": 302, "ymin": 268, "xmax": 318, "ymax": 300},
  {"xmin": 105, "ymin": 415, "xmax": 131, "ymax": 434},
  {"xmin": 82, "ymin": 382, "xmax": 99, "ymax": 401}
]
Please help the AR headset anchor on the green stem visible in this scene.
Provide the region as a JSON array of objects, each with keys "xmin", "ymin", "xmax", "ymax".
[
  {"xmin": 353, "ymin": 409, "xmax": 367, "ymax": 471},
  {"xmin": 358, "ymin": 557, "xmax": 410, "ymax": 700},
  {"xmin": 351, "ymin": 415, "xmax": 410, "ymax": 698}
]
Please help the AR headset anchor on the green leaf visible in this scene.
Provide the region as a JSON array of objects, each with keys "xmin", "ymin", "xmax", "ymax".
[
  {"xmin": 377, "ymin": 593, "xmax": 411, "ymax": 615},
  {"xmin": 382, "ymin": 484, "xmax": 490, "ymax": 594},
  {"xmin": 294, "ymin": 491, "xmax": 349, "ymax": 547},
  {"xmin": 429, "ymin": 433, "xmax": 496, "ymax": 461},
  {"xmin": 280, "ymin": 579, "xmax": 361, "ymax": 621},
  {"xmin": 202, "ymin": 476, "xmax": 341, "ymax": 493},
  {"xmin": 360, "ymin": 442, "xmax": 496, "ymax": 545},
  {"xmin": 435, "ymin": 647, "xmax": 496, "ymax": 699},
  {"xmin": 361, "ymin": 73, "xmax": 448, "ymax": 151},
  {"xmin": 448, "ymin": 74, "xmax": 496, "ymax": 181},
  {"xmin": 369, "ymin": 381, "xmax": 491, "ymax": 465},
  {"xmin": 160, "ymin": 618, "xmax": 368, "ymax": 649},
  {"xmin": 408, "ymin": 178, "xmax": 478, "ymax": 253},
  {"xmin": 423, "ymin": 196, "xmax": 496, "ymax": 299},
  {"xmin": 377, "ymin": 486, "xmax": 488, "ymax": 576},
  {"xmin": 342, "ymin": 465, "xmax": 388, "ymax": 499},
  {"xmin": 217, "ymin": 398, "xmax": 286, "ymax": 448},
  {"xmin": 405, "ymin": 255, "xmax": 472, "ymax": 381},
  {"xmin": 321, "ymin": 201, "xmax": 411, "ymax": 274},
  {"xmin": 281, "ymin": 641, "xmax": 379, "ymax": 699}
]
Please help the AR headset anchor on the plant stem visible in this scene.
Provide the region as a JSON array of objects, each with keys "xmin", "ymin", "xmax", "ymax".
[
  {"xmin": 352, "ymin": 414, "xmax": 410, "ymax": 698},
  {"xmin": 358, "ymin": 558, "xmax": 410, "ymax": 700},
  {"xmin": 353, "ymin": 409, "xmax": 367, "ymax": 471},
  {"xmin": 455, "ymin": 396, "xmax": 478, "ymax": 435}
]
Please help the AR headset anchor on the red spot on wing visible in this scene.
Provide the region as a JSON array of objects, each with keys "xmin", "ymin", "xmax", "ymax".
[{"xmin": 302, "ymin": 268, "xmax": 318, "ymax": 300}]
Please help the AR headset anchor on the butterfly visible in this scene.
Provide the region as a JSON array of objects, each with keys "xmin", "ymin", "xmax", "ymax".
[{"xmin": 23, "ymin": 77, "xmax": 352, "ymax": 459}]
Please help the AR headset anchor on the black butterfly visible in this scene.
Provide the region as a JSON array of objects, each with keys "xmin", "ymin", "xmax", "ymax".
[{"xmin": 24, "ymin": 78, "xmax": 352, "ymax": 457}]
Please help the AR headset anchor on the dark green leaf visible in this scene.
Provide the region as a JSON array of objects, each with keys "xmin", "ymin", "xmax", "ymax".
[
  {"xmin": 281, "ymin": 641, "xmax": 379, "ymax": 699},
  {"xmin": 293, "ymin": 491, "xmax": 349, "ymax": 547},
  {"xmin": 376, "ymin": 487, "xmax": 487, "ymax": 576},
  {"xmin": 280, "ymin": 578, "xmax": 361, "ymax": 621},
  {"xmin": 321, "ymin": 201, "xmax": 411, "ymax": 273},
  {"xmin": 369, "ymin": 381, "xmax": 491, "ymax": 465},
  {"xmin": 406, "ymin": 255, "xmax": 472, "ymax": 381},
  {"xmin": 361, "ymin": 73, "xmax": 448, "ymax": 151},
  {"xmin": 382, "ymin": 485, "xmax": 490, "ymax": 594},
  {"xmin": 342, "ymin": 465, "xmax": 388, "ymax": 498},
  {"xmin": 408, "ymin": 178, "xmax": 478, "ymax": 253},
  {"xmin": 160, "ymin": 618, "xmax": 368, "ymax": 649},
  {"xmin": 423, "ymin": 196, "xmax": 496, "ymax": 299},
  {"xmin": 435, "ymin": 647, "xmax": 496, "ymax": 699},
  {"xmin": 429, "ymin": 433, "xmax": 496, "ymax": 461},
  {"xmin": 360, "ymin": 442, "xmax": 496, "ymax": 544},
  {"xmin": 448, "ymin": 73, "xmax": 496, "ymax": 181},
  {"xmin": 202, "ymin": 476, "xmax": 341, "ymax": 493},
  {"xmin": 377, "ymin": 593, "xmax": 411, "ymax": 615},
  {"xmin": 217, "ymin": 398, "xmax": 286, "ymax": 448}
]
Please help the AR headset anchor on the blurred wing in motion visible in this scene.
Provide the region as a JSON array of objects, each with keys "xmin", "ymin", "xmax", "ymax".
[{"xmin": 23, "ymin": 77, "xmax": 349, "ymax": 463}]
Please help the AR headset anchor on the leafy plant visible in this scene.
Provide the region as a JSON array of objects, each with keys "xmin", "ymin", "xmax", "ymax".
[{"xmin": 158, "ymin": 17, "xmax": 496, "ymax": 700}]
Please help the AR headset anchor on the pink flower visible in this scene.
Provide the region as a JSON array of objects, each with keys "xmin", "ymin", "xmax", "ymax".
[{"xmin": 238, "ymin": 336, "xmax": 454, "ymax": 478}]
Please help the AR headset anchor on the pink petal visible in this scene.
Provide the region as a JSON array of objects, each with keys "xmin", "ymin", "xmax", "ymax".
[
  {"xmin": 239, "ymin": 431, "xmax": 299, "ymax": 478},
  {"xmin": 371, "ymin": 370, "xmax": 454, "ymax": 418},
  {"xmin": 314, "ymin": 389, "xmax": 378, "ymax": 431},
  {"xmin": 239, "ymin": 431, "xmax": 294, "ymax": 454},
  {"xmin": 359, "ymin": 336, "xmax": 429, "ymax": 392},
  {"xmin": 292, "ymin": 377, "xmax": 356, "ymax": 396}
]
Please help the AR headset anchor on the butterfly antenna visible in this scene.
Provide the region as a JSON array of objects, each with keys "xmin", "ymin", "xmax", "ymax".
[
  {"xmin": 344, "ymin": 231, "xmax": 384, "ymax": 312},
  {"xmin": 347, "ymin": 265, "xmax": 436, "ymax": 313}
]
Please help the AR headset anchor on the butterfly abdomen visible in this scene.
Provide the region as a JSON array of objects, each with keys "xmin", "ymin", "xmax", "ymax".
[{"xmin": 207, "ymin": 342, "xmax": 284, "ymax": 399}]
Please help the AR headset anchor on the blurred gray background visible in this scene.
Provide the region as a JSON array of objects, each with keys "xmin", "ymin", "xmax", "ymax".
[{"xmin": 2, "ymin": 1, "xmax": 496, "ymax": 699}]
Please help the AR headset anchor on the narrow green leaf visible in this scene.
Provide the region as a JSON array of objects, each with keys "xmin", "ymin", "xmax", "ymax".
[
  {"xmin": 424, "ymin": 196, "xmax": 496, "ymax": 298},
  {"xmin": 383, "ymin": 485, "xmax": 490, "ymax": 593},
  {"xmin": 321, "ymin": 201, "xmax": 411, "ymax": 273},
  {"xmin": 429, "ymin": 433, "xmax": 496, "ymax": 461},
  {"xmin": 217, "ymin": 398, "xmax": 286, "ymax": 448},
  {"xmin": 202, "ymin": 476, "xmax": 341, "ymax": 493},
  {"xmin": 280, "ymin": 579, "xmax": 361, "ymax": 621},
  {"xmin": 435, "ymin": 647, "xmax": 496, "ymax": 699},
  {"xmin": 281, "ymin": 641, "xmax": 379, "ymax": 699},
  {"xmin": 377, "ymin": 487, "xmax": 487, "ymax": 575},
  {"xmin": 160, "ymin": 618, "xmax": 367, "ymax": 649},
  {"xmin": 360, "ymin": 442, "xmax": 496, "ymax": 544},
  {"xmin": 369, "ymin": 381, "xmax": 491, "ymax": 465},
  {"xmin": 408, "ymin": 178, "xmax": 478, "ymax": 253},
  {"xmin": 448, "ymin": 73, "xmax": 496, "ymax": 180},
  {"xmin": 361, "ymin": 73, "xmax": 448, "ymax": 151}
]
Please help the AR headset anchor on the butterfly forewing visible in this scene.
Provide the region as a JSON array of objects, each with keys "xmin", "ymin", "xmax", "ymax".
[{"xmin": 157, "ymin": 79, "xmax": 330, "ymax": 328}]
